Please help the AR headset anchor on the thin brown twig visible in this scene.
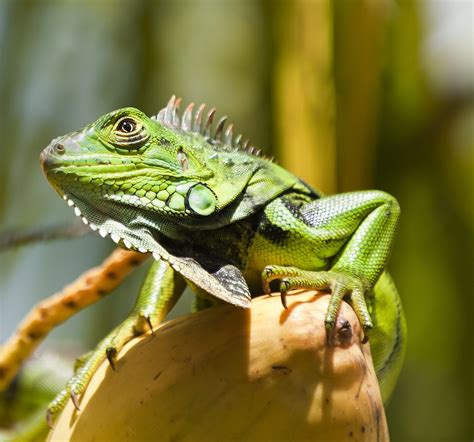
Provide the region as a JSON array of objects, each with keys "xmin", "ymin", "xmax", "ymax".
[{"xmin": 0, "ymin": 248, "xmax": 150, "ymax": 390}]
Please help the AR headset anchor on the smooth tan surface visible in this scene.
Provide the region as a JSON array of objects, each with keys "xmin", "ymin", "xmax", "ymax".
[{"xmin": 49, "ymin": 291, "xmax": 388, "ymax": 442}]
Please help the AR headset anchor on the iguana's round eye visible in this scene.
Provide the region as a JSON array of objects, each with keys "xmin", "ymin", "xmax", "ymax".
[
  {"xmin": 110, "ymin": 116, "xmax": 149, "ymax": 150},
  {"xmin": 117, "ymin": 118, "xmax": 137, "ymax": 134}
]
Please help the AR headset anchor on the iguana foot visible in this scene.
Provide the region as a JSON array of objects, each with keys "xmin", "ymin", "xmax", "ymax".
[
  {"xmin": 262, "ymin": 265, "xmax": 373, "ymax": 332},
  {"xmin": 45, "ymin": 310, "xmax": 157, "ymax": 426}
]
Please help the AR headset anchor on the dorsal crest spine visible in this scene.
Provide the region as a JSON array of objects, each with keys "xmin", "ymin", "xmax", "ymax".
[{"xmin": 151, "ymin": 95, "xmax": 267, "ymax": 159}]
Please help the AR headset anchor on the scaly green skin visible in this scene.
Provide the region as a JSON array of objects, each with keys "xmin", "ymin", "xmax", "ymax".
[{"xmin": 40, "ymin": 97, "xmax": 406, "ymax": 423}]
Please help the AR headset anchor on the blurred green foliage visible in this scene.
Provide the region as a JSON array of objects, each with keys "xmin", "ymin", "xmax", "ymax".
[{"xmin": 0, "ymin": 0, "xmax": 472, "ymax": 440}]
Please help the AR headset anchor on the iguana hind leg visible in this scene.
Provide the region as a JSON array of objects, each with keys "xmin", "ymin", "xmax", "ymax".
[
  {"xmin": 46, "ymin": 259, "xmax": 186, "ymax": 425},
  {"xmin": 262, "ymin": 190, "xmax": 400, "ymax": 333}
]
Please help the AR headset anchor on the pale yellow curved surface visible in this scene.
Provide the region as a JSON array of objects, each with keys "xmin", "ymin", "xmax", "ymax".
[{"xmin": 49, "ymin": 291, "xmax": 388, "ymax": 442}]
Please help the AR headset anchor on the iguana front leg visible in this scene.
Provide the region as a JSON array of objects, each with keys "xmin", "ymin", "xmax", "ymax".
[
  {"xmin": 46, "ymin": 259, "xmax": 186, "ymax": 425},
  {"xmin": 262, "ymin": 191, "xmax": 400, "ymax": 332}
]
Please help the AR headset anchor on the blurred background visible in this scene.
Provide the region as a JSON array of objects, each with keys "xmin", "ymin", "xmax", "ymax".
[{"xmin": 0, "ymin": 0, "xmax": 472, "ymax": 439}]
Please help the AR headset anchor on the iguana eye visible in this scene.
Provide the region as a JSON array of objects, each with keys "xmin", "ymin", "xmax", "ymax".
[
  {"xmin": 117, "ymin": 118, "xmax": 137, "ymax": 134},
  {"xmin": 110, "ymin": 117, "xmax": 150, "ymax": 150}
]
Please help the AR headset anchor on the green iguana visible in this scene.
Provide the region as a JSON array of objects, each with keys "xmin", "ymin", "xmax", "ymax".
[{"xmin": 19, "ymin": 96, "xmax": 408, "ymax": 425}]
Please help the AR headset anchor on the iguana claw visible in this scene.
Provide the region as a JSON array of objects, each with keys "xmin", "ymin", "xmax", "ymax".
[
  {"xmin": 106, "ymin": 347, "xmax": 118, "ymax": 371},
  {"xmin": 46, "ymin": 409, "xmax": 54, "ymax": 429},
  {"xmin": 262, "ymin": 265, "xmax": 374, "ymax": 332},
  {"xmin": 71, "ymin": 390, "xmax": 80, "ymax": 410},
  {"xmin": 145, "ymin": 315, "xmax": 155, "ymax": 335}
]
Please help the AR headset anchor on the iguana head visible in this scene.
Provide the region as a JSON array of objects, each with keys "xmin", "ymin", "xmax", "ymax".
[{"xmin": 41, "ymin": 97, "xmax": 303, "ymax": 238}]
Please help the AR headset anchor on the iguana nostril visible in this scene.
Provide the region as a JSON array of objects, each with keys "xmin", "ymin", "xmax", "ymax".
[{"xmin": 54, "ymin": 143, "xmax": 65, "ymax": 154}]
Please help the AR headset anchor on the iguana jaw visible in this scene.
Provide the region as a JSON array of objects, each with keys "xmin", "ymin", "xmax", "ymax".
[{"xmin": 59, "ymin": 189, "xmax": 166, "ymax": 254}]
